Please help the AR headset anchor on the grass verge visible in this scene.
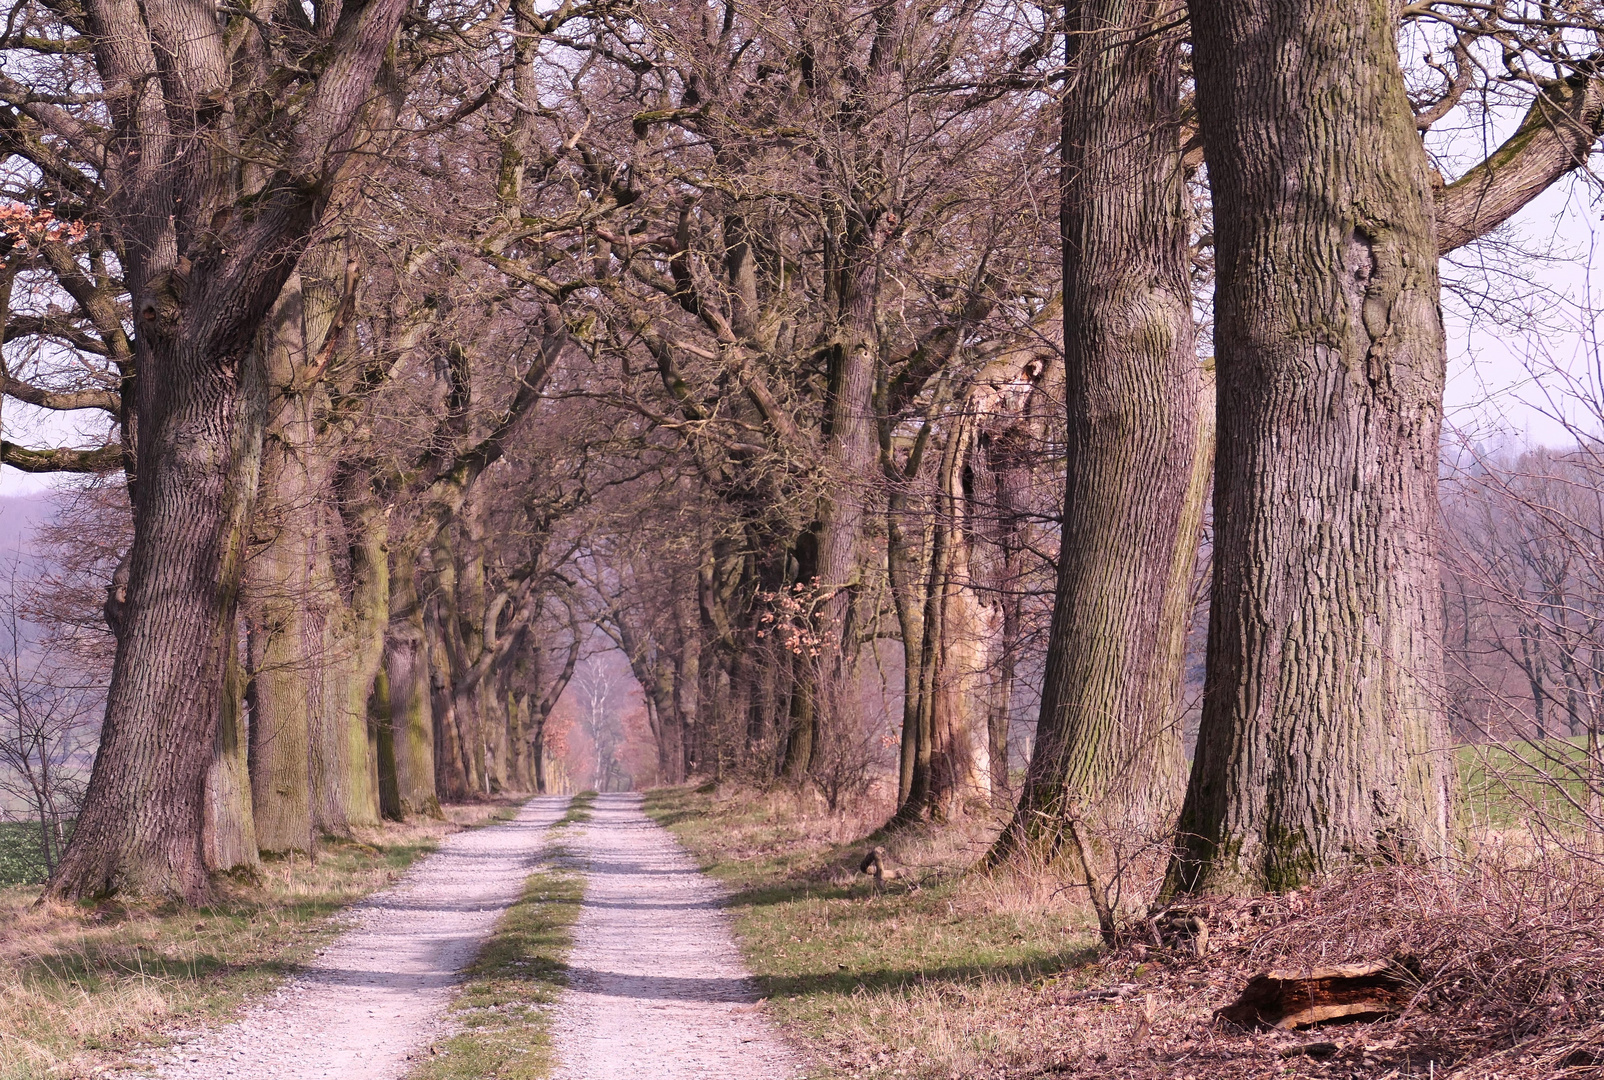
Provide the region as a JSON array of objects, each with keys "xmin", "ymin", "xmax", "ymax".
[
  {"xmin": 643, "ymin": 785, "xmax": 1101, "ymax": 1079},
  {"xmin": 646, "ymin": 784, "xmax": 1604, "ymax": 1080},
  {"xmin": 0, "ymin": 798, "xmax": 525, "ymax": 1080},
  {"xmin": 403, "ymin": 793, "xmax": 592, "ymax": 1080}
]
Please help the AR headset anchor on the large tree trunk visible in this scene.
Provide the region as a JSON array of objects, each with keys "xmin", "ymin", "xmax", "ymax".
[
  {"xmin": 448, "ymin": 517, "xmax": 498, "ymax": 794},
  {"xmin": 306, "ymin": 542, "xmax": 360, "ymax": 833},
  {"xmin": 336, "ymin": 479, "xmax": 390, "ymax": 823},
  {"xmin": 675, "ymin": 595, "xmax": 701, "ymax": 777},
  {"xmin": 900, "ymin": 411, "xmax": 996, "ymax": 822},
  {"xmin": 1167, "ymin": 0, "xmax": 1451, "ymax": 895},
  {"xmin": 46, "ymin": 331, "xmax": 267, "ymax": 901},
  {"xmin": 993, "ymin": 0, "xmax": 1206, "ymax": 861},
  {"xmin": 653, "ymin": 658, "xmax": 684, "ymax": 785},
  {"xmin": 986, "ymin": 449, "xmax": 1032, "ymax": 807},
  {"xmin": 43, "ymin": 0, "xmax": 409, "ymax": 905},
  {"xmin": 809, "ymin": 301, "xmax": 880, "ymax": 765},
  {"xmin": 426, "ymin": 588, "xmax": 472, "ymax": 802},
  {"xmin": 886, "ymin": 477, "xmax": 930, "ymax": 807},
  {"xmin": 243, "ymin": 303, "xmax": 325, "ymax": 852},
  {"xmin": 782, "ymin": 205, "xmax": 886, "ymax": 783}
]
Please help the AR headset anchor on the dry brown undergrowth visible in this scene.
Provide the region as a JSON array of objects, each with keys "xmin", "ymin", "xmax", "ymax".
[
  {"xmin": 0, "ymin": 799, "xmax": 522, "ymax": 1080},
  {"xmin": 1026, "ymin": 854, "xmax": 1604, "ymax": 1080},
  {"xmin": 651, "ymin": 785, "xmax": 1604, "ymax": 1080}
]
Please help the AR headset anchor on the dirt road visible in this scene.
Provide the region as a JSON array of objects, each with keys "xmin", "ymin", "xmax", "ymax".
[
  {"xmin": 550, "ymin": 793, "xmax": 799, "ymax": 1080},
  {"xmin": 130, "ymin": 792, "xmax": 797, "ymax": 1079},
  {"xmin": 144, "ymin": 797, "xmax": 568, "ymax": 1080}
]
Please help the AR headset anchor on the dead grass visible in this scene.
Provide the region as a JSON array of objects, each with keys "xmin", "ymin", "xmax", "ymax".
[
  {"xmin": 0, "ymin": 797, "xmax": 525, "ymax": 1080},
  {"xmin": 645, "ymin": 784, "xmax": 1604, "ymax": 1080}
]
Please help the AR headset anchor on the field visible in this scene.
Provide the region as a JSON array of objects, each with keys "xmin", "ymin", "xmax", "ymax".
[
  {"xmin": 0, "ymin": 822, "xmax": 58, "ymax": 888},
  {"xmin": 1457, "ymin": 737, "xmax": 1604, "ymax": 833}
]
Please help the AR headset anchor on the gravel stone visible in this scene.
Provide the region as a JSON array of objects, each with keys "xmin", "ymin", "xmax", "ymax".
[
  {"xmin": 550, "ymin": 793, "xmax": 799, "ymax": 1079},
  {"xmin": 127, "ymin": 796, "xmax": 568, "ymax": 1080}
]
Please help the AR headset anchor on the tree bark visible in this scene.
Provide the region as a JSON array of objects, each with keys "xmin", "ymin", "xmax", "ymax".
[
  {"xmin": 1167, "ymin": 0, "xmax": 1451, "ymax": 895},
  {"xmin": 204, "ymin": 636, "xmax": 259, "ymax": 873},
  {"xmin": 336, "ymin": 476, "xmax": 389, "ymax": 823},
  {"xmin": 46, "ymin": 320, "xmax": 268, "ymax": 900},
  {"xmin": 991, "ymin": 0, "xmax": 1205, "ymax": 861},
  {"xmin": 808, "ymin": 266, "xmax": 881, "ymax": 770},
  {"xmin": 243, "ymin": 282, "xmax": 327, "ymax": 852},
  {"xmin": 43, "ymin": 0, "xmax": 410, "ymax": 905},
  {"xmin": 675, "ymin": 593, "xmax": 701, "ymax": 777},
  {"xmin": 426, "ymin": 585, "xmax": 472, "ymax": 802},
  {"xmin": 380, "ymin": 546, "xmax": 440, "ymax": 816}
]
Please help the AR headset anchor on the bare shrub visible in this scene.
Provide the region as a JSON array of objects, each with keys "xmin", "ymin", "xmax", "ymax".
[{"xmin": 0, "ymin": 561, "xmax": 101, "ymax": 879}]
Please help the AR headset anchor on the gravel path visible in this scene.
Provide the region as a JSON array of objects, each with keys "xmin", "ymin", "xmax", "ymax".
[
  {"xmin": 551, "ymin": 793, "xmax": 799, "ymax": 1080},
  {"xmin": 140, "ymin": 796, "xmax": 569, "ymax": 1080}
]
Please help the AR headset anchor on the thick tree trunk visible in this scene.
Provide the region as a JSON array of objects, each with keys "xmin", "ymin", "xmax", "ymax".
[
  {"xmin": 306, "ymin": 563, "xmax": 357, "ymax": 834},
  {"xmin": 532, "ymin": 715, "xmax": 549, "ymax": 793},
  {"xmin": 994, "ymin": 0, "xmax": 1206, "ymax": 861},
  {"xmin": 244, "ymin": 262, "xmax": 382, "ymax": 845},
  {"xmin": 780, "ymin": 646, "xmax": 818, "ymax": 781},
  {"xmin": 675, "ymin": 596, "xmax": 701, "ymax": 777},
  {"xmin": 243, "ymin": 333, "xmax": 323, "ymax": 852},
  {"xmin": 482, "ymin": 682, "xmax": 508, "ymax": 794},
  {"xmin": 782, "ymin": 208, "xmax": 885, "ymax": 783},
  {"xmin": 447, "ymin": 521, "xmax": 493, "ymax": 794},
  {"xmin": 371, "ymin": 664, "xmax": 403, "ymax": 820},
  {"xmin": 780, "ymin": 532, "xmax": 822, "ymax": 781},
  {"xmin": 987, "ymin": 454, "xmax": 1029, "ymax": 807},
  {"xmin": 927, "ymin": 419, "xmax": 1002, "ymax": 819},
  {"xmin": 246, "ymin": 601, "xmax": 314, "ymax": 854},
  {"xmin": 900, "ymin": 413, "xmax": 995, "ymax": 822},
  {"xmin": 809, "ymin": 331, "xmax": 878, "ymax": 765},
  {"xmin": 339, "ymin": 483, "xmax": 390, "ymax": 822},
  {"xmin": 653, "ymin": 660, "xmax": 684, "ymax": 784},
  {"xmin": 426, "ymin": 592, "xmax": 472, "ymax": 802},
  {"xmin": 46, "ymin": 333, "xmax": 267, "ymax": 901},
  {"xmin": 43, "ymin": 0, "xmax": 408, "ymax": 901},
  {"xmin": 886, "ymin": 482, "xmax": 929, "ymax": 806},
  {"xmin": 507, "ymin": 685, "xmax": 531, "ymax": 792},
  {"xmin": 1168, "ymin": 0, "xmax": 1451, "ymax": 894}
]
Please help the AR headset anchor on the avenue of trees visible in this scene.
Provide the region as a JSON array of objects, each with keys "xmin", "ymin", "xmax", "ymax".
[{"xmin": 3, "ymin": 0, "xmax": 1604, "ymax": 904}]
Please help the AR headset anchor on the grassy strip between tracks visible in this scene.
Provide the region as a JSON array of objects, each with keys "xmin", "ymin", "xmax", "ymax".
[{"xmin": 404, "ymin": 791, "xmax": 596, "ymax": 1080}]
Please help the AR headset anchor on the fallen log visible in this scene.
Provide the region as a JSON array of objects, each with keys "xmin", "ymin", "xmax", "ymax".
[{"xmin": 1216, "ymin": 959, "xmax": 1417, "ymax": 1031}]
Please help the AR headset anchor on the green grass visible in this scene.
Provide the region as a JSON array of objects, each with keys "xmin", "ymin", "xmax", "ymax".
[
  {"xmin": 0, "ymin": 821, "xmax": 59, "ymax": 886},
  {"xmin": 642, "ymin": 786, "xmax": 1099, "ymax": 1079},
  {"xmin": 555, "ymin": 790, "xmax": 597, "ymax": 827},
  {"xmin": 1457, "ymin": 736, "xmax": 1604, "ymax": 829},
  {"xmin": 404, "ymin": 858, "xmax": 585, "ymax": 1080}
]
